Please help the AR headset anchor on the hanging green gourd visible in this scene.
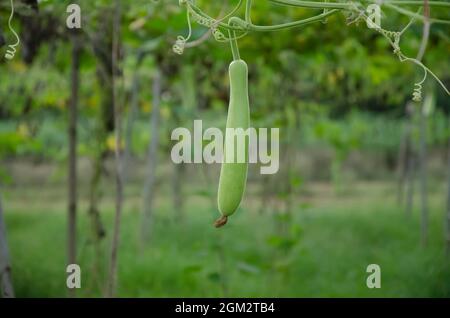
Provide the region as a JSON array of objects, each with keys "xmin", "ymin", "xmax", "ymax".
[{"xmin": 215, "ymin": 53, "xmax": 250, "ymax": 228}]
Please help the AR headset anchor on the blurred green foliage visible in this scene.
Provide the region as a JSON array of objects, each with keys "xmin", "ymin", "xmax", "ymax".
[
  {"xmin": 0, "ymin": 1, "xmax": 449, "ymax": 298},
  {"xmin": 1, "ymin": 0, "xmax": 449, "ymax": 160}
]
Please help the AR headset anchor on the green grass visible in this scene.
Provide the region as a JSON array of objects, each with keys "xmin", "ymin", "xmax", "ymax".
[{"xmin": 3, "ymin": 180, "xmax": 450, "ymax": 297}]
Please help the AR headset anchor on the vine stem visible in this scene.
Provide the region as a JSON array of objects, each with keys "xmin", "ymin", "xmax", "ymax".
[
  {"xmin": 416, "ymin": 0, "xmax": 430, "ymax": 61},
  {"xmin": 185, "ymin": 4, "xmax": 228, "ymax": 49},
  {"xmin": 187, "ymin": 1, "xmax": 342, "ymax": 32},
  {"xmin": 229, "ymin": 9, "xmax": 340, "ymax": 31},
  {"xmin": 228, "ymin": 18, "xmax": 241, "ymax": 61},
  {"xmin": 253, "ymin": 9, "xmax": 340, "ymax": 31},
  {"xmin": 368, "ymin": 0, "xmax": 450, "ymax": 7},
  {"xmin": 271, "ymin": 0, "xmax": 450, "ymax": 8},
  {"xmin": 187, "ymin": 0, "xmax": 450, "ymax": 31},
  {"xmin": 245, "ymin": 0, "xmax": 252, "ymax": 23},
  {"xmin": 385, "ymin": 3, "xmax": 450, "ymax": 24},
  {"xmin": 270, "ymin": 0, "xmax": 354, "ymax": 9}
]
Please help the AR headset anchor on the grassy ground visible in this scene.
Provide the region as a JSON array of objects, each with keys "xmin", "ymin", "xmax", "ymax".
[{"xmin": 2, "ymin": 179, "xmax": 450, "ymax": 297}]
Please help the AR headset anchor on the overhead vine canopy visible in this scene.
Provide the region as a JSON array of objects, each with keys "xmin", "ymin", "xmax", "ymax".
[{"xmin": 174, "ymin": 0, "xmax": 450, "ymax": 102}]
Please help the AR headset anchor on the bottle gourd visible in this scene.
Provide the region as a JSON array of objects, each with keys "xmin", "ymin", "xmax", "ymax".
[{"xmin": 215, "ymin": 59, "xmax": 250, "ymax": 228}]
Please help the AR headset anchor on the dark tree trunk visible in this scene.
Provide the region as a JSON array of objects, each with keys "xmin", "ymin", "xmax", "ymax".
[
  {"xmin": 446, "ymin": 124, "xmax": 450, "ymax": 256},
  {"xmin": 397, "ymin": 106, "xmax": 410, "ymax": 206},
  {"xmin": 106, "ymin": 0, "xmax": 124, "ymax": 298},
  {"xmin": 419, "ymin": 106, "xmax": 428, "ymax": 247},
  {"xmin": 67, "ymin": 35, "xmax": 80, "ymax": 297},
  {"xmin": 0, "ymin": 192, "xmax": 14, "ymax": 298},
  {"xmin": 87, "ymin": 4, "xmax": 119, "ymax": 244},
  {"xmin": 172, "ymin": 163, "xmax": 185, "ymax": 222},
  {"xmin": 170, "ymin": 65, "xmax": 197, "ymax": 222},
  {"xmin": 417, "ymin": 0, "xmax": 430, "ymax": 247},
  {"xmin": 141, "ymin": 68, "xmax": 162, "ymax": 245},
  {"xmin": 405, "ymin": 154, "xmax": 415, "ymax": 218},
  {"xmin": 405, "ymin": 103, "xmax": 415, "ymax": 218},
  {"xmin": 123, "ymin": 69, "xmax": 141, "ymax": 184}
]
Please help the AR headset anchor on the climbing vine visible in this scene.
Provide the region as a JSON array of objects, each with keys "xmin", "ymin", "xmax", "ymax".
[{"xmin": 173, "ymin": 0, "xmax": 450, "ymax": 103}]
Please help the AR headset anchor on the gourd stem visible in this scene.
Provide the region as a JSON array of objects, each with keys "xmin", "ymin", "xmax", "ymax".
[{"xmin": 228, "ymin": 20, "xmax": 241, "ymax": 61}]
